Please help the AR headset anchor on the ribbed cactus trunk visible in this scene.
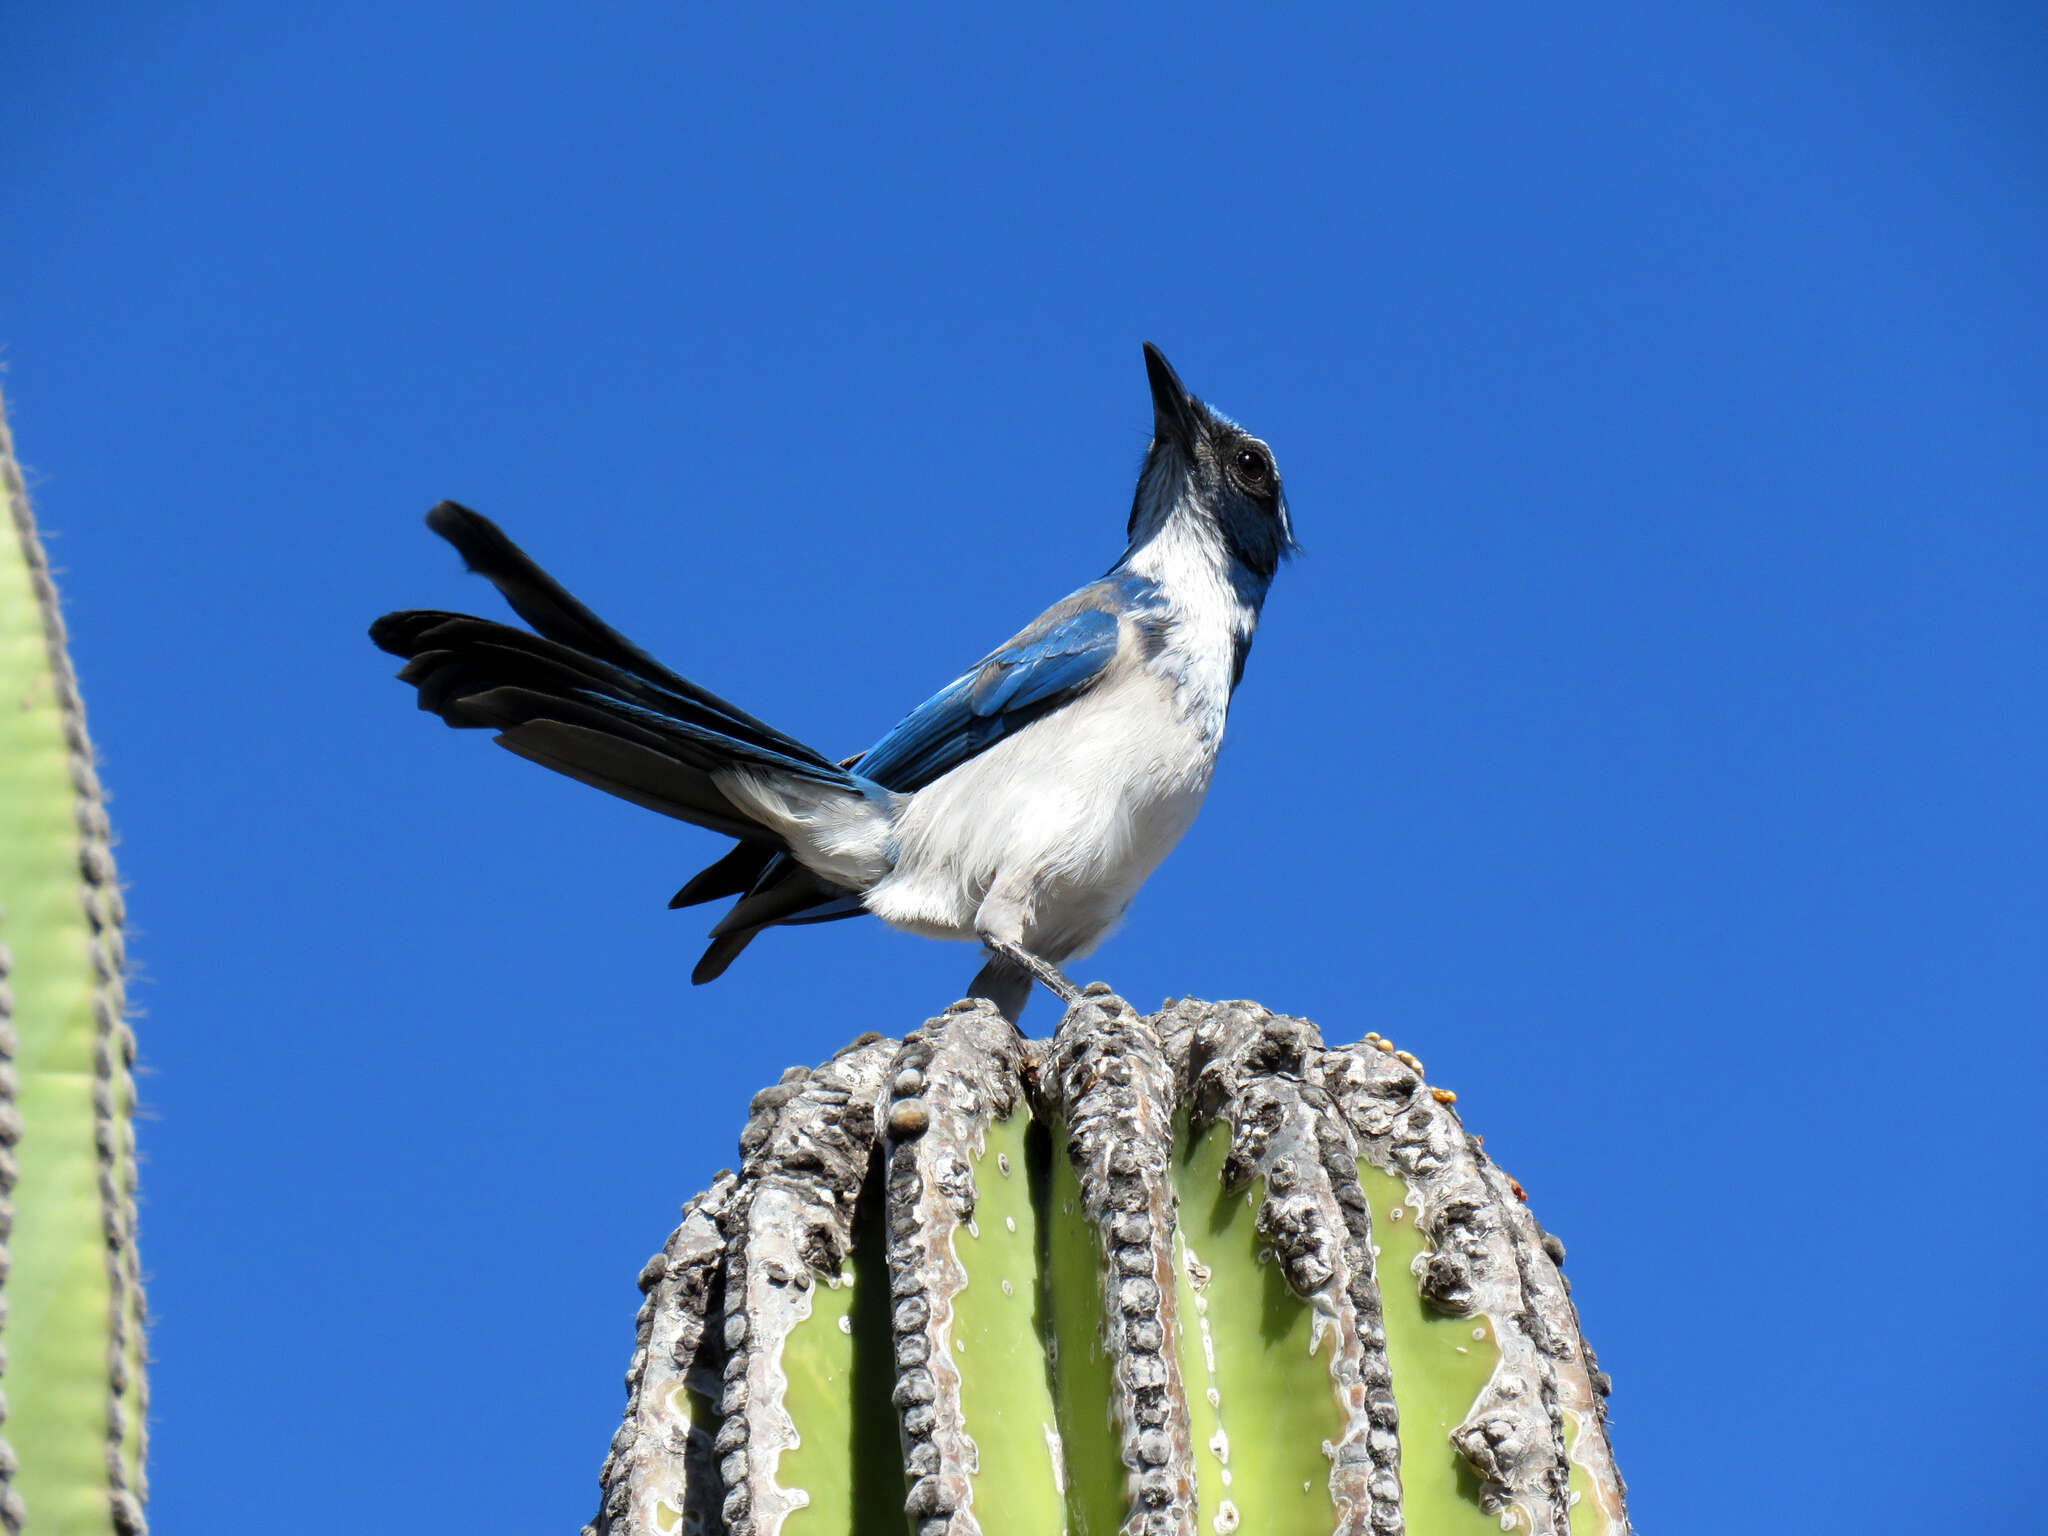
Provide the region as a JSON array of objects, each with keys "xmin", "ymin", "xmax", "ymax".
[
  {"xmin": 0, "ymin": 396, "xmax": 148, "ymax": 1534},
  {"xmin": 586, "ymin": 989, "xmax": 1629, "ymax": 1536}
]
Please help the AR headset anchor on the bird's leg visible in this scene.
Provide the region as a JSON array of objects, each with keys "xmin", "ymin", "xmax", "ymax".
[
  {"xmin": 976, "ymin": 933, "xmax": 1083, "ymax": 1008},
  {"xmin": 967, "ymin": 953, "xmax": 1034, "ymax": 1024}
]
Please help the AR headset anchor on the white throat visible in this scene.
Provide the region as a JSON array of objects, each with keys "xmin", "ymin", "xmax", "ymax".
[{"xmin": 1121, "ymin": 503, "xmax": 1259, "ymax": 726}]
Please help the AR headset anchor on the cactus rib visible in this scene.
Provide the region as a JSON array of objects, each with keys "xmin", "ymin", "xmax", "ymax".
[
  {"xmin": 593, "ymin": 1171, "xmax": 739, "ymax": 1534},
  {"xmin": 0, "ymin": 392, "xmax": 148, "ymax": 1535},
  {"xmin": 1322, "ymin": 1026, "xmax": 1628, "ymax": 1532},
  {"xmin": 1034, "ymin": 990, "xmax": 1194, "ymax": 1536},
  {"xmin": 876, "ymin": 1000, "xmax": 1043, "ymax": 1536},
  {"xmin": 720, "ymin": 1036, "xmax": 897, "ymax": 1536},
  {"xmin": 1165, "ymin": 998, "xmax": 1403, "ymax": 1535}
]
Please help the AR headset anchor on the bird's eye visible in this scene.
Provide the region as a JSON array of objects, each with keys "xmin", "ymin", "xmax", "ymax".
[{"xmin": 1232, "ymin": 445, "xmax": 1273, "ymax": 488}]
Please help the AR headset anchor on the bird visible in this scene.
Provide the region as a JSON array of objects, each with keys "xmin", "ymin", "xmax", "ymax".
[{"xmin": 369, "ymin": 343, "xmax": 1294, "ymax": 1021}]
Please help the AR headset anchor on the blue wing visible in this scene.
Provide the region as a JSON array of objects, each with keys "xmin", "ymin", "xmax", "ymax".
[
  {"xmin": 678, "ymin": 577, "xmax": 1156, "ymax": 981},
  {"xmin": 855, "ymin": 596, "xmax": 1128, "ymax": 790}
]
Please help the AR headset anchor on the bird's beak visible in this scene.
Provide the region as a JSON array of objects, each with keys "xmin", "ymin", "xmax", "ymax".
[{"xmin": 1143, "ymin": 342, "xmax": 1203, "ymax": 451}]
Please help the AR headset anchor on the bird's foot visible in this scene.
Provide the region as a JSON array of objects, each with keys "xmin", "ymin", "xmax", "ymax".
[{"xmin": 977, "ymin": 935, "xmax": 1083, "ymax": 1007}]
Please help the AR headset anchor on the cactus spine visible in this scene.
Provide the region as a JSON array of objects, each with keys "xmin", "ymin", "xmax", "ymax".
[
  {"xmin": 0, "ymin": 394, "xmax": 148, "ymax": 1534},
  {"xmin": 586, "ymin": 990, "xmax": 1628, "ymax": 1536}
]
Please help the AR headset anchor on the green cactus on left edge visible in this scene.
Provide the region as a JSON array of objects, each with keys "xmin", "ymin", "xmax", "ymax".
[{"xmin": 0, "ymin": 392, "xmax": 148, "ymax": 1535}]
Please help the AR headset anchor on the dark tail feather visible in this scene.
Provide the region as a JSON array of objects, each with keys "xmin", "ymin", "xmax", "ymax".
[
  {"xmin": 691, "ymin": 930, "xmax": 755, "ymax": 986},
  {"xmin": 685, "ymin": 852, "xmax": 866, "ymax": 981},
  {"xmin": 689, "ymin": 860, "xmax": 851, "ymax": 982},
  {"xmin": 709, "ymin": 864, "xmax": 851, "ymax": 939},
  {"xmin": 686, "ymin": 880, "xmax": 864, "ymax": 984},
  {"xmin": 374, "ymin": 501, "xmax": 877, "ymax": 986},
  {"xmin": 419, "ymin": 501, "xmax": 827, "ymax": 766},
  {"xmin": 381, "ymin": 617, "xmax": 845, "ymax": 787},
  {"xmin": 670, "ymin": 841, "xmax": 778, "ymax": 908},
  {"xmin": 494, "ymin": 719, "xmax": 761, "ymax": 841},
  {"xmin": 373, "ymin": 513, "xmax": 858, "ymax": 827}
]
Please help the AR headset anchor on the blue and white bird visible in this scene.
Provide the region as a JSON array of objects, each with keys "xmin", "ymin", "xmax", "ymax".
[{"xmin": 370, "ymin": 344, "xmax": 1294, "ymax": 1020}]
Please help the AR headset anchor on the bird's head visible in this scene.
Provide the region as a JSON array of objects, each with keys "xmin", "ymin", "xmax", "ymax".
[{"xmin": 1125, "ymin": 342, "xmax": 1297, "ymax": 584}]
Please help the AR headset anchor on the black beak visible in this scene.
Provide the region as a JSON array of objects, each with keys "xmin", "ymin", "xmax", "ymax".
[{"xmin": 1143, "ymin": 342, "xmax": 1203, "ymax": 451}]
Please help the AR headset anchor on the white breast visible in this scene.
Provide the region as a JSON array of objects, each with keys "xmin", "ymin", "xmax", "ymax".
[
  {"xmin": 862, "ymin": 641, "xmax": 1223, "ymax": 961},
  {"xmin": 862, "ymin": 506, "xmax": 1260, "ymax": 963}
]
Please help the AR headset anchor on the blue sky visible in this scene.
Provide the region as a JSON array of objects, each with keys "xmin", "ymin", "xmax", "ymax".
[{"xmin": 3, "ymin": 3, "xmax": 2042, "ymax": 1530}]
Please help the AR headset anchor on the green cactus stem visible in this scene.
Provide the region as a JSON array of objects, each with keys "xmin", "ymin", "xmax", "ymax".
[
  {"xmin": 585, "ymin": 991, "xmax": 1628, "ymax": 1536},
  {"xmin": 0, "ymin": 395, "xmax": 148, "ymax": 1536}
]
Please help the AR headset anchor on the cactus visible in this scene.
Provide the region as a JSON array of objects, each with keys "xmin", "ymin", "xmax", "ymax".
[
  {"xmin": 586, "ymin": 990, "xmax": 1628, "ymax": 1536},
  {"xmin": 0, "ymin": 394, "xmax": 148, "ymax": 1534}
]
